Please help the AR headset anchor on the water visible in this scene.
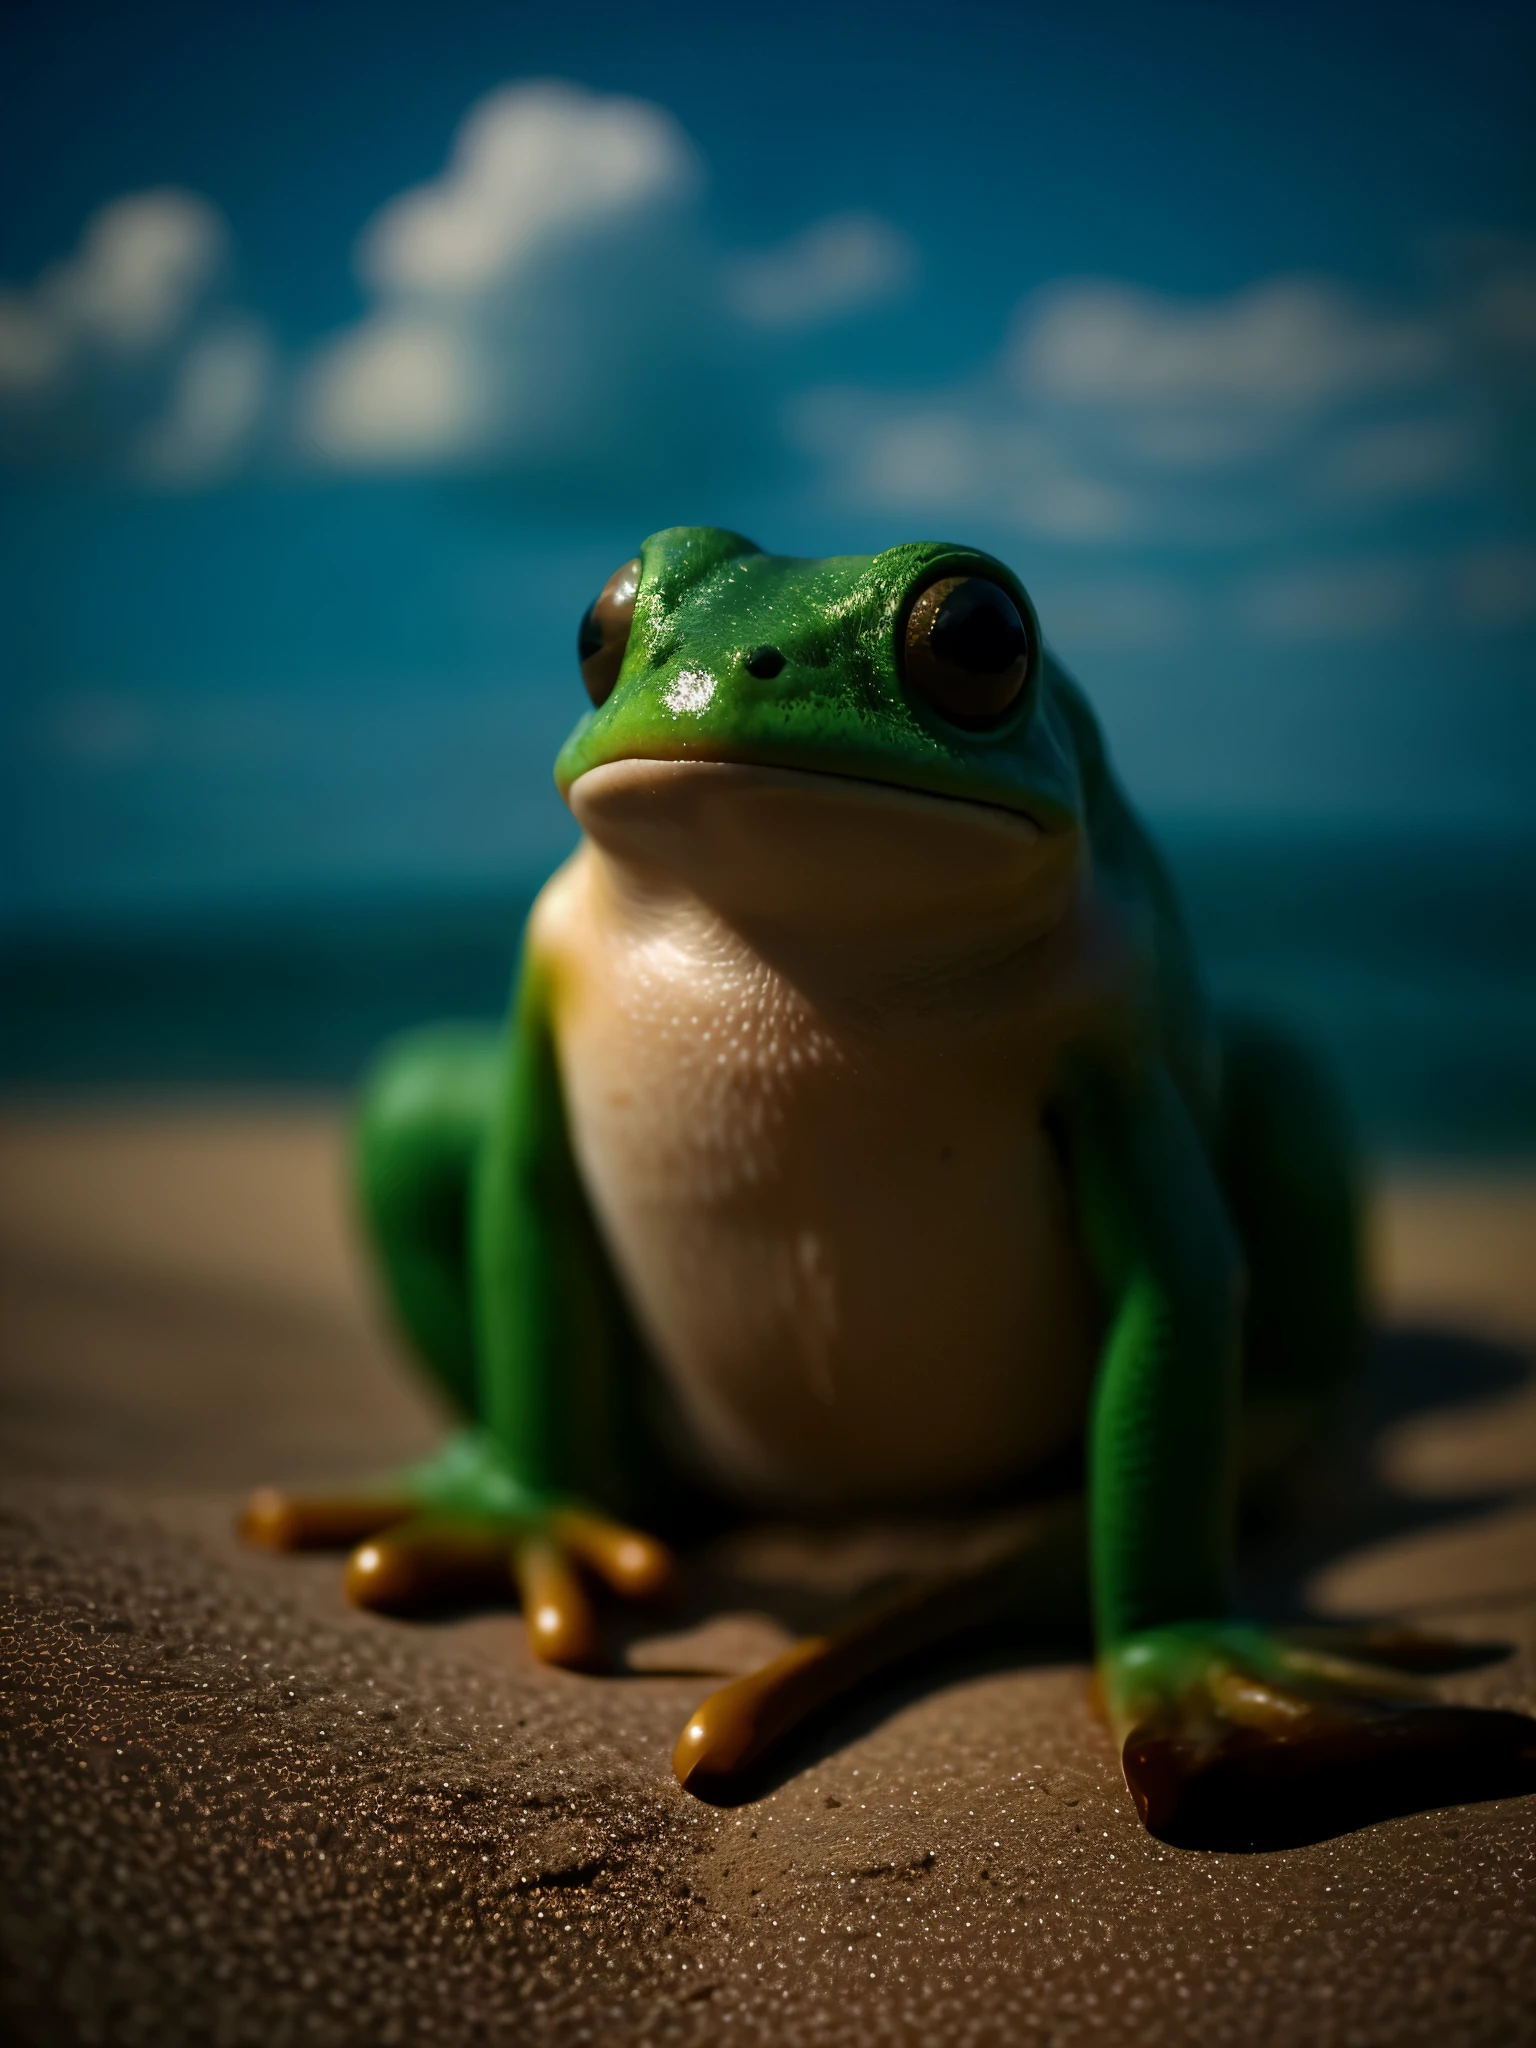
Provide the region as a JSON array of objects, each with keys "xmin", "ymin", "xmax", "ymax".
[
  {"xmin": 1161, "ymin": 829, "xmax": 1535, "ymax": 1158},
  {"xmin": 2, "ymin": 830, "xmax": 1532, "ymax": 1159}
]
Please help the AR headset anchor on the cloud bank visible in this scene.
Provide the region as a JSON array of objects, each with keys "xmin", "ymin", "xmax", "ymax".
[
  {"xmin": 1016, "ymin": 277, "xmax": 1447, "ymax": 409},
  {"xmin": 0, "ymin": 82, "xmax": 915, "ymax": 492},
  {"xmin": 299, "ymin": 82, "xmax": 706, "ymax": 470},
  {"xmin": 0, "ymin": 190, "xmax": 272, "ymax": 481},
  {"xmin": 358, "ymin": 81, "xmax": 700, "ymax": 300},
  {"xmin": 793, "ymin": 245, "xmax": 1536, "ymax": 656},
  {"xmin": 726, "ymin": 212, "xmax": 916, "ymax": 331},
  {"xmin": 1, "ymin": 78, "xmax": 1533, "ymax": 667}
]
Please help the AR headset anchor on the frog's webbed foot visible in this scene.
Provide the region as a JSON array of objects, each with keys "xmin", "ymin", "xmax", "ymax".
[
  {"xmin": 347, "ymin": 1507, "xmax": 673, "ymax": 1669},
  {"xmin": 1109, "ymin": 1623, "xmax": 1536, "ymax": 1850},
  {"xmin": 241, "ymin": 1484, "xmax": 673, "ymax": 1670}
]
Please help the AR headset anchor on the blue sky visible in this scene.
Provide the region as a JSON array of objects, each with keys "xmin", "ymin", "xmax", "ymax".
[{"xmin": 2, "ymin": 0, "xmax": 1534, "ymax": 921}]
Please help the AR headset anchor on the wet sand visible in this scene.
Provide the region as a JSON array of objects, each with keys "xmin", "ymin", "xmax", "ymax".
[{"xmin": 1, "ymin": 1104, "xmax": 1533, "ymax": 2045}]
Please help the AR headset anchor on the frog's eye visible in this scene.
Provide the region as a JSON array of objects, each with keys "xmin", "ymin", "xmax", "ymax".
[
  {"xmin": 901, "ymin": 575, "xmax": 1031, "ymax": 728},
  {"xmin": 578, "ymin": 557, "xmax": 641, "ymax": 706}
]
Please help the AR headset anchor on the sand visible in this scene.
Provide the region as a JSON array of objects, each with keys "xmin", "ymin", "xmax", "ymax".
[{"xmin": 1, "ymin": 1103, "xmax": 1533, "ymax": 2045}]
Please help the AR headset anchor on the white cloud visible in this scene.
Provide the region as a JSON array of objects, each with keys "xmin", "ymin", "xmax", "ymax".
[
  {"xmin": 1233, "ymin": 542, "xmax": 1536, "ymax": 645},
  {"xmin": 0, "ymin": 296, "xmax": 68, "ymax": 392},
  {"xmin": 1469, "ymin": 269, "xmax": 1536, "ymax": 359},
  {"xmin": 300, "ymin": 315, "xmax": 487, "ymax": 465},
  {"xmin": 1445, "ymin": 235, "xmax": 1536, "ymax": 364},
  {"xmin": 791, "ymin": 391, "xmax": 1136, "ymax": 541},
  {"xmin": 137, "ymin": 319, "xmax": 273, "ymax": 482},
  {"xmin": 1236, "ymin": 560, "xmax": 1423, "ymax": 641},
  {"xmin": 1023, "ymin": 472, "xmax": 1136, "ymax": 541},
  {"xmin": 1033, "ymin": 576, "xmax": 1196, "ymax": 654},
  {"xmin": 38, "ymin": 692, "xmax": 154, "ymax": 767},
  {"xmin": 826, "ymin": 406, "xmax": 984, "ymax": 507},
  {"xmin": 359, "ymin": 81, "xmax": 699, "ymax": 301},
  {"xmin": 1309, "ymin": 415, "xmax": 1481, "ymax": 502},
  {"xmin": 0, "ymin": 191, "xmax": 227, "ymax": 402},
  {"xmin": 0, "ymin": 187, "xmax": 269, "ymax": 481},
  {"xmin": 1015, "ymin": 277, "xmax": 1446, "ymax": 410},
  {"xmin": 1113, "ymin": 409, "xmax": 1294, "ymax": 471},
  {"xmin": 1452, "ymin": 543, "xmax": 1536, "ymax": 628},
  {"xmin": 301, "ymin": 81, "xmax": 707, "ymax": 470},
  {"xmin": 728, "ymin": 213, "xmax": 915, "ymax": 330},
  {"xmin": 53, "ymin": 191, "xmax": 227, "ymax": 352}
]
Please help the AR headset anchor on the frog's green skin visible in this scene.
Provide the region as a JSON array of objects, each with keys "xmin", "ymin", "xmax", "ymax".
[{"xmin": 259, "ymin": 527, "xmax": 1491, "ymax": 1841}]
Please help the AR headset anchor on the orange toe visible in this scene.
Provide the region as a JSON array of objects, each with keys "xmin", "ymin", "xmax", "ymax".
[
  {"xmin": 554, "ymin": 1510, "xmax": 676, "ymax": 1601},
  {"xmin": 344, "ymin": 1520, "xmax": 510, "ymax": 1614},
  {"xmin": 240, "ymin": 1488, "xmax": 414, "ymax": 1552},
  {"xmin": 515, "ymin": 1537, "xmax": 603, "ymax": 1669}
]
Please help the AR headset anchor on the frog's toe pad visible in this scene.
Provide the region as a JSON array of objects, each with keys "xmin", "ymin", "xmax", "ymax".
[
  {"xmin": 344, "ymin": 1518, "xmax": 513, "ymax": 1616},
  {"xmin": 1124, "ymin": 1702, "xmax": 1536, "ymax": 1851}
]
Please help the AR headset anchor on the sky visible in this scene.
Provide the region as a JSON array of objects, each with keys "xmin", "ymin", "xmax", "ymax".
[{"xmin": 1, "ymin": 0, "xmax": 1534, "ymax": 922}]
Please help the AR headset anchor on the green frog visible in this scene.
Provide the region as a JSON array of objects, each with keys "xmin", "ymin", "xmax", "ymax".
[{"xmin": 244, "ymin": 528, "xmax": 1534, "ymax": 1848}]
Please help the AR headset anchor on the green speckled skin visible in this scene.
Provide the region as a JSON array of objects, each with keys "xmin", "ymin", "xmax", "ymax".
[{"xmin": 555, "ymin": 530, "xmax": 1082, "ymax": 828}]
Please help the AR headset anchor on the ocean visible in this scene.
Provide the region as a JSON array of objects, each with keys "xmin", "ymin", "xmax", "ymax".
[{"xmin": 3, "ymin": 828, "xmax": 1532, "ymax": 1160}]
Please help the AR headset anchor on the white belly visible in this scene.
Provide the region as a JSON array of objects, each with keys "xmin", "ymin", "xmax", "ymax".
[{"xmin": 543, "ymin": 853, "xmax": 1103, "ymax": 1515}]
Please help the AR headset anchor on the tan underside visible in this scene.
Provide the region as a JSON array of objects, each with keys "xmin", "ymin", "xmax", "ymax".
[{"xmin": 536, "ymin": 760, "xmax": 1131, "ymax": 1516}]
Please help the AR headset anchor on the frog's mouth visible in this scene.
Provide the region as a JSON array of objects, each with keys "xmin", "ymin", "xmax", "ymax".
[{"xmin": 568, "ymin": 757, "xmax": 1082, "ymax": 947}]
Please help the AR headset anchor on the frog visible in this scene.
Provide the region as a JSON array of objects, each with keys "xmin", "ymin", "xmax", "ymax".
[{"xmin": 243, "ymin": 527, "xmax": 1536, "ymax": 1848}]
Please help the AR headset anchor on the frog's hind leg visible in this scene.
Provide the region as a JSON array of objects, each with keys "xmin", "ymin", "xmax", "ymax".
[
  {"xmin": 352, "ymin": 1023, "xmax": 503, "ymax": 1417},
  {"xmin": 241, "ymin": 1025, "xmax": 500, "ymax": 1555},
  {"xmin": 1216, "ymin": 1017, "xmax": 1364, "ymax": 1489}
]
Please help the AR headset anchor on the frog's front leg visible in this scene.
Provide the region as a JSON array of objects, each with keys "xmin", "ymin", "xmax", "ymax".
[
  {"xmin": 1070, "ymin": 1058, "xmax": 1536, "ymax": 1847},
  {"xmin": 242, "ymin": 954, "xmax": 674, "ymax": 1667}
]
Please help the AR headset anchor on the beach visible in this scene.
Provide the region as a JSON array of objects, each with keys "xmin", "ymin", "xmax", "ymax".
[{"xmin": 2, "ymin": 1103, "xmax": 1533, "ymax": 2044}]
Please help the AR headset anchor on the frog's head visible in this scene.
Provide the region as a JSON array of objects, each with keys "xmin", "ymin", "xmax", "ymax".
[{"xmin": 556, "ymin": 527, "xmax": 1087, "ymax": 949}]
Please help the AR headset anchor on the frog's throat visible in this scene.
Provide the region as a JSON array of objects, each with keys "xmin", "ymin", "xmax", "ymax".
[{"xmin": 566, "ymin": 758, "xmax": 1083, "ymax": 953}]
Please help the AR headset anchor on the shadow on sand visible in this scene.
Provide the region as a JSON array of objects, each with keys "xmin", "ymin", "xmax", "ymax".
[{"xmin": 668, "ymin": 1322, "xmax": 1536, "ymax": 1846}]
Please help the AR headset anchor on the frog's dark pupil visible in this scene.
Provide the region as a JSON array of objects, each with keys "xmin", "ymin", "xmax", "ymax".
[
  {"xmin": 744, "ymin": 645, "xmax": 786, "ymax": 679},
  {"xmin": 577, "ymin": 604, "xmax": 604, "ymax": 664},
  {"xmin": 931, "ymin": 580, "xmax": 1027, "ymax": 675}
]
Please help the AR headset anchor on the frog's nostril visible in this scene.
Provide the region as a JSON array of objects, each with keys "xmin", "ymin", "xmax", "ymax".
[{"xmin": 744, "ymin": 645, "xmax": 786, "ymax": 680}]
